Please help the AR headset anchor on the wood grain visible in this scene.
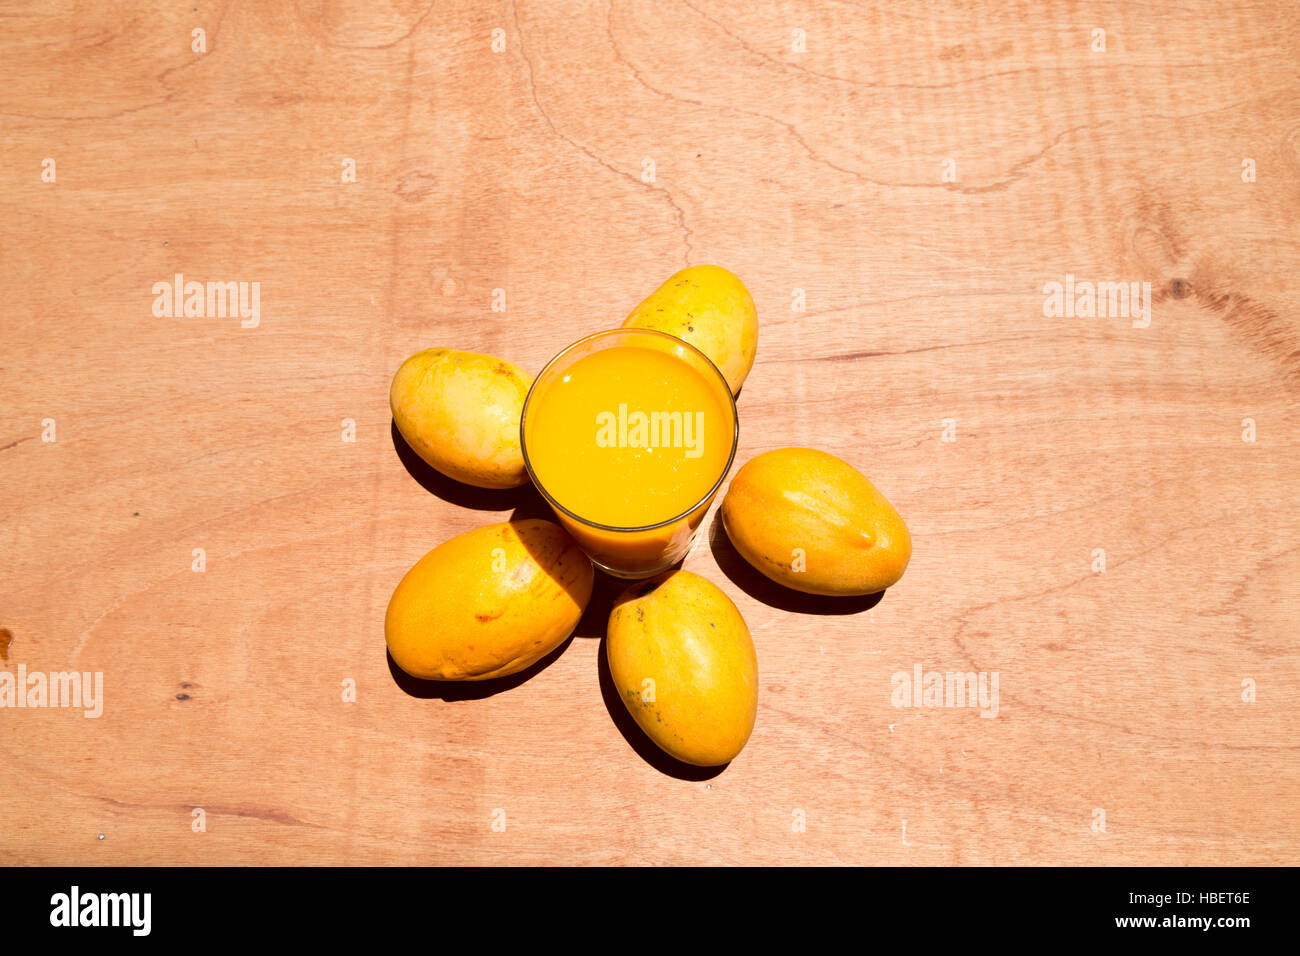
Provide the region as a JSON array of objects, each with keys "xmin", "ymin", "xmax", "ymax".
[{"xmin": 2, "ymin": 0, "xmax": 1298, "ymax": 865}]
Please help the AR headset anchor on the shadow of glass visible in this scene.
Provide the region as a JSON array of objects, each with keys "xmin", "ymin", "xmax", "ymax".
[
  {"xmin": 572, "ymin": 571, "xmax": 632, "ymax": 639},
  {"xmin": 596, "ymin": 637, "xmax": 727, "ymax": 781},
  {"xmin": 707, "ymin": 511, "xmax": 885, "ymax": 615},
  {"xmin": 504, "ymin": 505, "xmax": 686, "ymax": 642},
  {"xmin": 390, "ymin": 419, "xmax": 540, "ymax": 512},
  {"xmin": 507, "ymin": 498, "xmax": 558, "ymax": 524}
]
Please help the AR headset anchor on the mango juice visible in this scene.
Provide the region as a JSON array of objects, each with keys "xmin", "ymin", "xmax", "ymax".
[{"xmin": 522, "ymin": 333, "xmax": 737, "ymax": 576}]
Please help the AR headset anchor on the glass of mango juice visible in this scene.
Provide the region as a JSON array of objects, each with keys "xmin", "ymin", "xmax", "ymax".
[{"xmin": 521, "ymin": 328, "xmax": 739, "ymax": 579}]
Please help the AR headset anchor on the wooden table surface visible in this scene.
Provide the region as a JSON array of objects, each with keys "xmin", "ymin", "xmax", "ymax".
[{"xmin": 3, "ymin": 1, "xmax": 1298, "ymax": 866}]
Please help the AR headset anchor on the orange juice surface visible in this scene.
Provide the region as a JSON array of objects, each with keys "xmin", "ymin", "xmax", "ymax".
[{"xmin": 525, "ymin": 345, "xmax": 733, "ymax": 527}]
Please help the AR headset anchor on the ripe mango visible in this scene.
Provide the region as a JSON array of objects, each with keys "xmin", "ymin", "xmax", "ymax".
[
  {"xmin": 390, "ymin": 348, "xmax": 531, "ymax": 489},
  {"xmin": 386, "ymin": 519, "xmax": 593, "ymax": 680},
  {"xmin": 622, "ymin": 265, "xmax": 758, "ymax": 394},
  {"xmin": 721, "ymin": 447, "xmax": 911, "ymax": 596},
  {"xmin": 606, "ymin": 570, "xmax": 757, "ymax": 766}
]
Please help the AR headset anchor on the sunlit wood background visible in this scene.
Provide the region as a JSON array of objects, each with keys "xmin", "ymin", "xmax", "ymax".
[{"xmin": 2, "ymin": 0, "xmax": 1297, "ymax": 864}]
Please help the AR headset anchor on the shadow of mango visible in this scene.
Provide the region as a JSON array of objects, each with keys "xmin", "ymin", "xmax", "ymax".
[
  {"xmin": 386, "ymin": 635, "xmax": 574, "ymax": 702},
  {"xmin": 596, "ymin": 637, "xmax": 727, "ymax": 781},
  {"xmin": 391, "ymin": 419, "xmax": 540, "ymax": 513},
  {"xmin": 707, "ymin": 510, "xmax": 884, "ymax": 615}
]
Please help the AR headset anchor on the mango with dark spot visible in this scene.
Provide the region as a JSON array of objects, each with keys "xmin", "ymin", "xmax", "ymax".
[
  {"xmin": 622, "ymin": 265, "xmax": 758, "ymax": 394},
  {"xmin": 386, "ymin": 520, "xmax": 593, "ymax": 680},
  {"xmin": 606, "ymin": 570, "xmax": 757, "ymax": 766},
  {"xmin": 390, "ymin": 348, "xmax": 532, "ymax": 488},
  {"xmin": 722, "ymin": 447, "xmax": 910, "ymax": 596}
]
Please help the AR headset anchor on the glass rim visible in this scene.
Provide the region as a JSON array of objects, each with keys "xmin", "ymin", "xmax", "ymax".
[{"xmin": 519, "ymin": 328, "xmax": 740, "ymax": 535}]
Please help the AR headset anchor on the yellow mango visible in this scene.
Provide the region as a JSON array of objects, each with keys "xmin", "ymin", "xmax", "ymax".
[
  {"xmin": 390, "ymin": 348, "xmax": 531, "ymax": 489},
  {"xmin": 386, "ymin": 519, "xmax": 593, "ymax": 680},
  {"xmin": 622, "ymin": 265, "xmax": 758, "ymax": 394},
  {"xmin": 606, "ymin": 570, "xmax": 757, "ymax": 766},
  {"xmin": 721, "ymin": 447, "xmax": 911, "ymax": 596}
]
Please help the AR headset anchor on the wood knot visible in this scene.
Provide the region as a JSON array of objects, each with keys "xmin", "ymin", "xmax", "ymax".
[{"xmin": 1169, "ymin": 278, "xmax": 1192, "ymax": 300}]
